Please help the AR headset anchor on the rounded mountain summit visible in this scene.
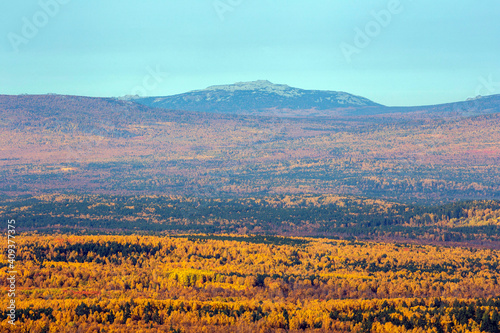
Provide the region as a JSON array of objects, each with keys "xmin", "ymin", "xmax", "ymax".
[{"xmin": 134, "ymin": 80, "xmax": 382, "ymax": 116}]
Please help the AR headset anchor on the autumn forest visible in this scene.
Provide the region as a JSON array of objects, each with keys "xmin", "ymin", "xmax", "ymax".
[{"xmin": 4, "ymin": 234, "xmax": 500, "ymax": 332}]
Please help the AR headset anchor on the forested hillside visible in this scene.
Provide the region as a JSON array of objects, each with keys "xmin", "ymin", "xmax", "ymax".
[{"xmin": 1, "ymin": 95, "xmax": 500, "ymax": 204}]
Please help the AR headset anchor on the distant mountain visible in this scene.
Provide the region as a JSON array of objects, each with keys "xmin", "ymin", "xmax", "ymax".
[
  {"xmin": 133, "ymin": 80, "xmax": 382, "ymax": 116},
  {"xmin": 132, "ymin": 80, "xmax": 500, "ymax": 118},
  {"xmin": 382, "ymin": 94, "xmax": 500, "ymax": 118}
]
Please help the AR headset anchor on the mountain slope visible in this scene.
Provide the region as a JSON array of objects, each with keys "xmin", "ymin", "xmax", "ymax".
[
  {"xmin": 133, "ymin": 80, "xmax": 500, "ymax": 118},
  {"xmin": 0, "ymin": 93, "xmax": 242, "ymax": 135},
  {"xmin": 134, "ymin": 80, "xmax": 382, "ymax": 116}
]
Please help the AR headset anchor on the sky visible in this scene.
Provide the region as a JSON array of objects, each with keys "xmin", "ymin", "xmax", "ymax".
[{"xmin": 1, "ymin": 0, "xmax": 499, "ymax": 106}]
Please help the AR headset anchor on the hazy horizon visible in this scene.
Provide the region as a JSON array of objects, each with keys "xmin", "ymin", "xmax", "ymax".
[
  {"xmin": 3, "ymin": 79, "xmax": 500, "ymax": 108},
  {"xmin": 2, "ymin": 0, "xmax": 499, "ymax": 106}
]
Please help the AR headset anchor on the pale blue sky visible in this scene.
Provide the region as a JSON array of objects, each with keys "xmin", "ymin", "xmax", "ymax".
[{"xmin": 1, "ymin": 0, "xmax": 499, "ymax": 106}]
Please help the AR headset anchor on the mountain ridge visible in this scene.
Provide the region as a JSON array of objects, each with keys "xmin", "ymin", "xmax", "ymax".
[
  {"xmin": 133, "ymin": 80, "xmax": 383, "ymax": 116},
  {"xmin": 131, "ymin": 80, "xmax": 500, "ymax": 117},
  {"xmin": 3, "ymin": 81, "xmax": 500, "ymax": 119}
]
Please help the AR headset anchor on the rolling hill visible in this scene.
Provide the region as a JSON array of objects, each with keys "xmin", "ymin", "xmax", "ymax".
[{"xmin": 1, "ymin": 90, "xmax": 500, "ymax": 204}]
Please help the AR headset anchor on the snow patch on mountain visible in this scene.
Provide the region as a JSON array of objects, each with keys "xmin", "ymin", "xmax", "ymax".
[{"xmin": 195, "ymin": 80, "xmax": 305, "ymax": 98}]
